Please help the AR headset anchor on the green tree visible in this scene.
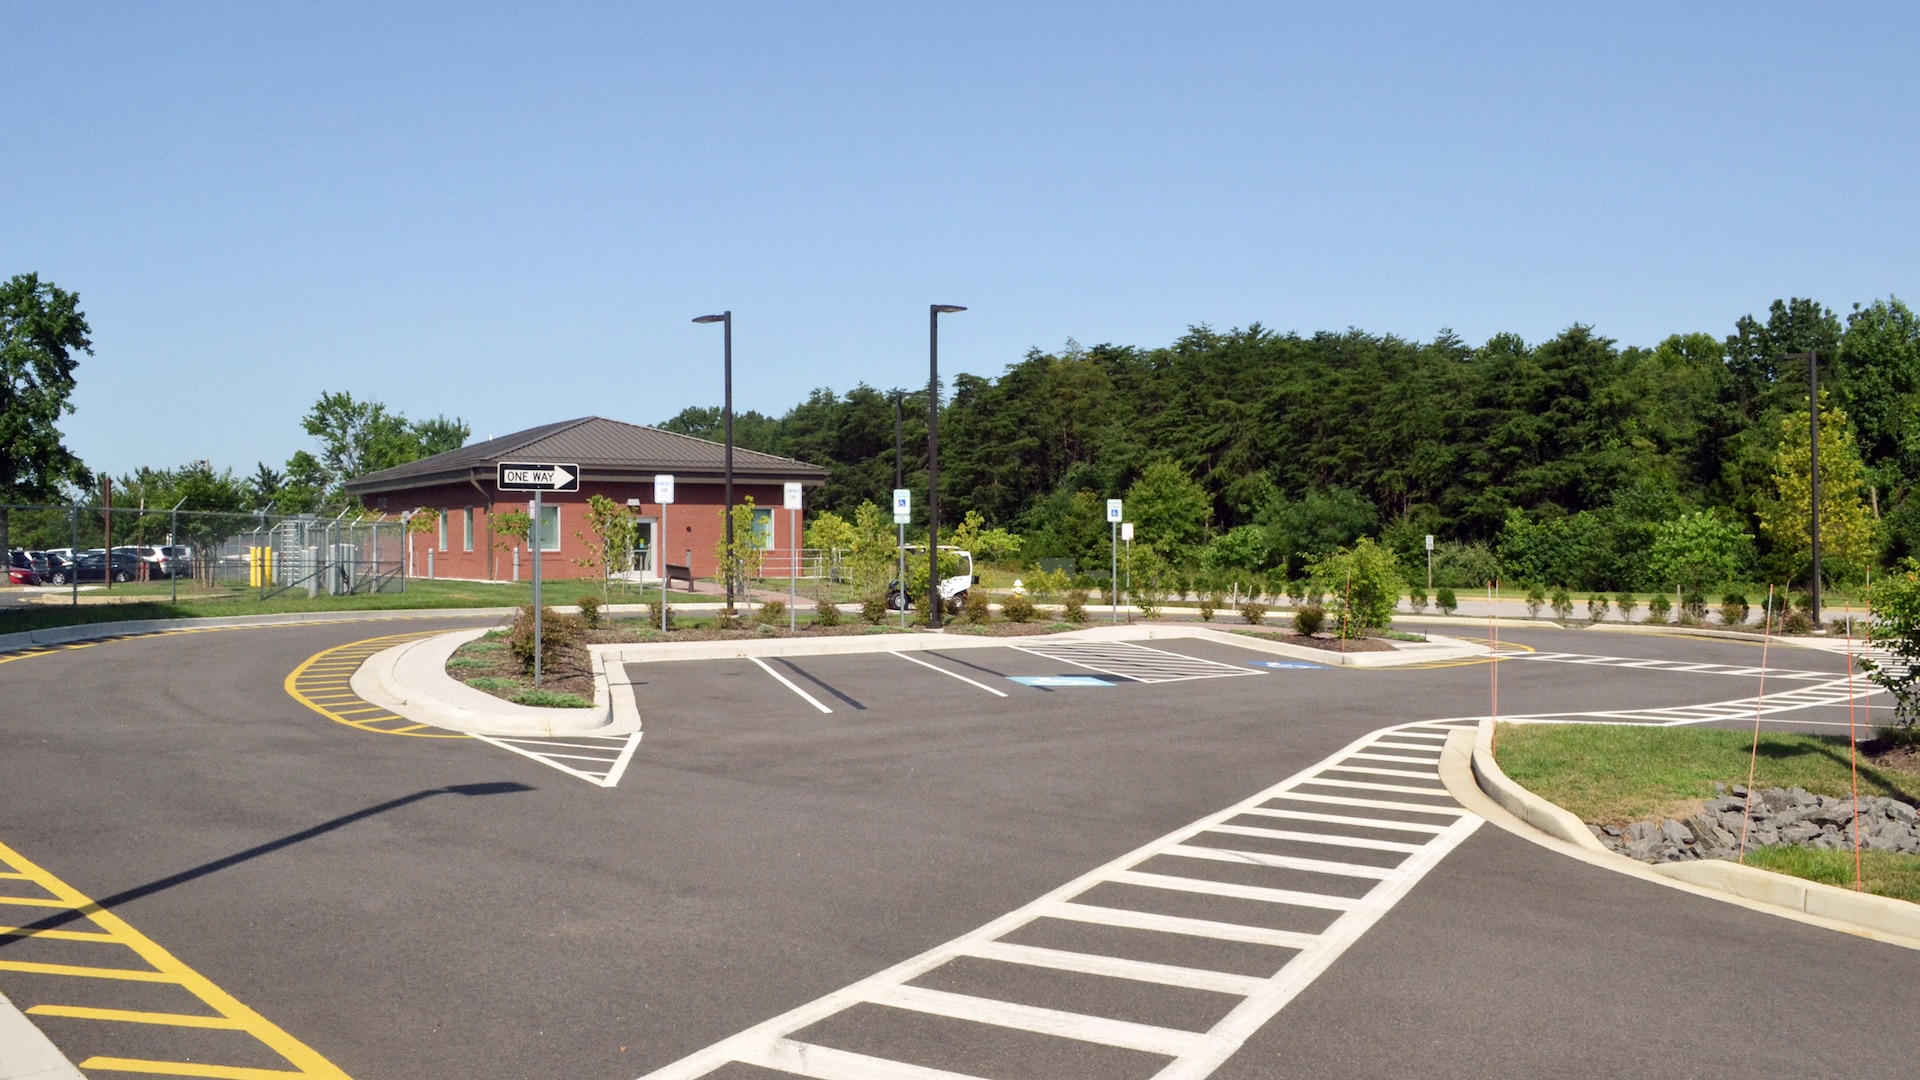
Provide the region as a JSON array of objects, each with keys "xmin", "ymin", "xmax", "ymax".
[
  {"xmin": 1124, "ymin": 460, "xmax": 1212, "ymax": 561},
  {"xmin": 947, "ymin": 509, "xmax": 1024, "ymax": 563},
  {"xmin": 296, "ymin": 391, "xmax": 470, "ymax": 504},
  {"xmin": 1307, "ymin": 537, "xmax": 1404, "ymax": 638},
  {"xmin": 1756, "ymin": 395, "xmax": 1877, "ymax": 587},
  {"xmin": 1, "ymin": 273, "xmax": 92, "ymax": 557},
  {"xmin": 1644, "ymin": 511, "xmax": 1752, "ymax": 594},
  {"xmin": 845, "ymin": 500, "xmax": 899, "ymax": 597},
  {"xmin": 575, "ymin": 494, "xmax": 638, "ymax": 601},
  {"xmin": 715, "ymin": 497, "xmax": 766, "ymax": 601},
  {"xmin": 1864, "ymin": 559, "xmax": 1920, "ymax": 732}
]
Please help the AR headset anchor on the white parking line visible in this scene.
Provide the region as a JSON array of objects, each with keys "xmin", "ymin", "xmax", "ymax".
[
  {"xmin": 891, "ymin": 651, "xmax": 1010, "ymax": 697},
  {"xmin": 749, "ymin": 656, "xmax": 834, "ymax": 714}
]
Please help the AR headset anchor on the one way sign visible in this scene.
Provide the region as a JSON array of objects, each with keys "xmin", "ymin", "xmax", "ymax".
[{"xmin": 497, "ymin": 462, "xmax": 581, "ymax": 492}]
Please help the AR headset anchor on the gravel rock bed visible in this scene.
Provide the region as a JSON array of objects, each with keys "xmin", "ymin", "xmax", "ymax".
[{"xmin": 1592, "ymin": 784, "xmax": 1920, "ymax": 863}]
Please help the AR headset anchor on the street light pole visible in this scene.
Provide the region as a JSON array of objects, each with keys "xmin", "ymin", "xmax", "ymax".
[
  {"xmin": 895, "ymin": 390, "xmax": 906, "ymax": 629},
  {"xmin": 927, "ymin": 305, "xmax": 966, "ymax": 628},
  {"xmin": 1785, "ymin": 351, "xmax": 1822, "ymax": 630},
  {"xmin": 694, "ymin": 311, "xmax": 735, "ymax": 613}
]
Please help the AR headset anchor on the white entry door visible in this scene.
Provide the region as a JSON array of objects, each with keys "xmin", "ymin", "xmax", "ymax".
[{"xmin": 631, "ymin": 519, "xmax": 657, "ymax": 578}]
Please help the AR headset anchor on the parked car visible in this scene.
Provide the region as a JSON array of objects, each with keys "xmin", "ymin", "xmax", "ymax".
[
  {"xmin": 28, "ymin": 551, "xmax": 71, "ymax": 585},
  {"xmin": 159, "ymin": 545, "xmax": 193, "ymax": 578},
  {"xmin": 7, "ymin": 550, "xmax": 40, "ymax": 586},
  {"xmin": 71, "ymin": 551, "xmax": 144, "ymax": 583}
]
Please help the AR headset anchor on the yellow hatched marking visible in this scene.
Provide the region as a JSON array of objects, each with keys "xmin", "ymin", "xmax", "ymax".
[
  {"xmin": 0, "ymin": 959, "xmax": 176, "ymax": 982},
  {"xmin": 0, "ymin": 870, "xmax": 30, "ymax": 879},
  {"xmin": 76, "ymin": 1058, "xmax": 307, "ymax": 1079},
  {"xmin": 0, "ymin": 838, "xmax": 352, "ymax": 1078},
  {"xmin": 285, "ymin": 633, "xmax": 466, "ymax": 739},
  {"xmin": 1, "ymin": 924, "xmax": 118, "ymax": 942},
  {"xmin": 29, "ymin": 1004, "xmax": 243, "ymax": 1029},
  {"xmin": 0, "ymin": 895, "xmax": 76, "ymax": 908}
]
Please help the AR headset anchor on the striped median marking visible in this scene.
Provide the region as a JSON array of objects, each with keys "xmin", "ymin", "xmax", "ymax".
[
  {"xmin": 0, "ymin": 838, "xmax": 352, "ymax": 1079},
  {"xmin": 284, "ymin": 634, "xmax": 468, "ymax": 738}
]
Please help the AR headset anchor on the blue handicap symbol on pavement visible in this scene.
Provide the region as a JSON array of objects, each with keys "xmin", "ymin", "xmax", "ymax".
[
  {"xmin": 1008, "ymin": 675, "xmax": 1116, "ymax": 688},
  {"xmin": 1250, "ymin": 660, "xmax": 1326, "ymax": 670}
]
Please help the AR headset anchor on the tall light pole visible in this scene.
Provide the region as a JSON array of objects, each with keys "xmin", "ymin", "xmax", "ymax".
[
  {"xmin": 693, "ymin": 311, "xmax": 734, "ymax": 613},
  {"xmin": 927, "ymin": 304, "xmax": 966, "ymax": 628},
  {"xmin": 1784, "ymin": 351, "xmax": 1821, "ymax": 630}
]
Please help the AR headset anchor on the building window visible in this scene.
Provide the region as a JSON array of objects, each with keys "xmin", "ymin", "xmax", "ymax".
[
  {"xmin": 536, "ymin": 505, "xmax": 561, "ymax": 552},
  {"xmin": 463, "ymin": 508, "xmax": 474, "ymax": 552},
  {"xmin": 751, "ymin": 507, "xmax": 775, "ymax": 550},
  {"xmin": 438, "ymin": 510, "xmax": 448, "ymax": 552}
]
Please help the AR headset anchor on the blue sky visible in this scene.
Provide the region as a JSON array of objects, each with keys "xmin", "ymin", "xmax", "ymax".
[{"xmin": 8, "ymin": 2, "xmax": 1916, "ymax": 479}]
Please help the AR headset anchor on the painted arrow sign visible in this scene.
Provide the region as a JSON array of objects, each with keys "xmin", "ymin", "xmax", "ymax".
[{"xmin": 496, "ymin": 462, "xmax": 581, "ymax": 492}]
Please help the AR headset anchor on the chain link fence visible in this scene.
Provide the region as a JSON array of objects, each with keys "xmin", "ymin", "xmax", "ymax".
[{"xmin": 3, "ymin": 503, "xmax": 408, "ymax": 600}]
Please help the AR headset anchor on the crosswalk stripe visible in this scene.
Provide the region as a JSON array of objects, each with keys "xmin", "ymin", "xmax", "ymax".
[
  {"xmin": 1166, "ymin": 843, "xmax": 1395, "ymax": 880},
  {"xmin": 871, "ymin": 983, "xmax": 1209, "ymax": 1057},
  {"xmin": 1110, "ymin": 868, "xmax": 1361, "ymax": 909},
  {"xmin": 1201, "ymin": 822, "xmax": 1425, "ymax": 853},
  {"xmin": 746, "ymin": 1038, "xmax": 993, "ymax": 1080},
  {"xmin": 1235, "ymin": 806, "xmax": 1451, "ymax": 833},
  {"xmin": 956, "ymin": 940, "xmax": 1268, "ymax": 996},
  {"xmin": 1041, "ymin": 901, "xmax": 1326, "ymax": 948}
]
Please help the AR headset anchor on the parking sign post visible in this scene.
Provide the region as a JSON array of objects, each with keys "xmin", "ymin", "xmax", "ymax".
[
  {"xmin": 894, "ymin": 489, "xmax": 911, "ymax": 628},
  {"xmin": 785, "ymin": 482, "xmax": 802, "ymax": 631},
  {"xmin": 656, "ymin": 474, "xmax": 675, "ymax": 631},
  {"xmin": 1107, "ymin": 499, "xmax": 1123, "ymax": 623}
]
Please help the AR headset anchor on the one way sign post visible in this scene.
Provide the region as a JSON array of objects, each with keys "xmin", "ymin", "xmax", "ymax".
[{"xmin": 495, "ymin": 462, "xmax": 581, "ymax": 686}]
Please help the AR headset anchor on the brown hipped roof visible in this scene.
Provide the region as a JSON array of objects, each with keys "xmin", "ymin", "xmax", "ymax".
[{"xmin": 341, "ymin": 416, "xmax": 826, "ymax": 497}]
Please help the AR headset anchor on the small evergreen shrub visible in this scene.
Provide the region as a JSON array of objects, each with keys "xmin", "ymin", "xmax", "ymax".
[
  {"xmin": 1587, "ymin": 594, "xmax": 1609, "ymax": 622},
  {"xmin": 1407, "ymin": 587, "xmax": 1428, "ymax": 614},
  {"xmin": 1435, "ymin": 586, "xmax": 1458, "ymax": 615},
  {"xmin": 1062, "ymin": 589, "xmax": 1090, "ymax": 624},
  {"xmin": 1550, "ymin": 586, "xmax": 1573, "ymax": 622},
  {"xmin": 576, "ymin": 594, "xmax": 603, "ymax": 628},
  {"xmin": 963, "ymin": 589, "xmax": 993, "ymax": 623},
  {"xmin": 646, "ymin": 597, "xmax": 674, "ymax": 630},
  {"xmin": 507, "ymin": 606, "xmax": 579, "ymax": 675},
  {"xmin": 760, "ymin": 598, "xmax": 786, "ymax": 624},
  {"xmin": 1782, "ymin": 610, "xmax": 1813, "ymax": 634},
  {"xmin": 1293, "ymin": 604, "xmax": 1324, "ymax": 636},
  {"xmin": 1198, "ymin": 594, "xmax": 1218, "ymax": 622},
  {"xmin": 861, "ymin": 594, "xmax": 889, "ymax": 624},
  {"xmin": 1002, "ymin": 593, "xmax": 1037, "ymax": 622},
  {"xmin": 813, "ymin": 599, "xmax": 843, "ymax": 626},
  {"xmin": 1614, "ymin": 592, "xmax": 1639, "ymax": 622},
  {"xmin": 1525, "ymin": 584, "xmax": 1546, "ymax": 619},
  {"xmin": 1646, "ymin": 593, "xmax": 1672, "ymax": 623},
  {"xmin": 710, "ymin": 609, "xmax": 744, "ymax": 631},
  {"xmin": 1239, "ymin": 600, "xmax": 1268, "ymax": 625},
  {"xmin": 1681, "ymin": 590, "xmax": 1708, "ymax": 621},
  {"xmin": 1719, "ymin": 593, "xmax": 1749, "ymax": 626}
]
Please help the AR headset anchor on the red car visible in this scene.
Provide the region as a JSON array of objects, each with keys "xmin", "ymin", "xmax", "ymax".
[{"xmin": 7, "ymin": 550, "xmax": 41, "ymax": 586}]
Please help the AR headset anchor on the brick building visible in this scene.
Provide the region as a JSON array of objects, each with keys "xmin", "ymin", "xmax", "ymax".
[{"xmin": 342, "ymin": 416, "xmax": 826, "ymax": 582}]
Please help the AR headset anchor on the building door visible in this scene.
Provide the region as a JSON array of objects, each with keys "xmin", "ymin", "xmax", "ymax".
[{"xmin": 631, "ymin": 518, "xmax": 657, "ymax": 578}]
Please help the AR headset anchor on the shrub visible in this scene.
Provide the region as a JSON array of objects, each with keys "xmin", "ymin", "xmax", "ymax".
[
  {"xmin": 576, "ymin": 594, "xmax": 602, "ymax": 629},
  {"xmin": 646, "ymin": 597, "xmax": 674, "ymax": 631},
  {"xmin": 507, "ymin": 605, "xmax": 580, "ymax": 675},
  {"xmin": 1407, "ymin": 587, "xmax": 1427, "ymax": 614},
  {"xmin": 1614, "ymin": 592, "xmax": 1639, "ymax": 622},
  {"xmin": 1549, "ymin": 586, "xmax": 1573, "ymax": 622},
  {"xmin": 1524, "ymin": 583, "xmax": 1546, "ymax": 619},
  {"xmin": 710, "ymin": 609, "xmax": 743, "ymax": 631},
  {"xmin": 964, "ymin": 589, "xmax": 993, "ymax": 623},
  {"xmin": 1239, "ymin": 600, "xmax": 1268, "ymax": 625},
  {"xmin": 759, "ymin": 598, "xmax": 786, "ymax": 624},
  {"xmin": 861, "ymin": 594, "xmax": 889, "ymax": 624},
  {"xmin": 1782, "ymin": 610, "xmax": 1813, "ymax": 634},
  {"xmin": 1646, "ymin": 593, "xmax": 1672, "ymax": 623},
  {"xmin": 1587, "ymin": 594, "xmax": 1609, "ymax": 622},
  {"xmin": 1719, "ymin": 593, "xmax": 1749, "ymax": 626},
  {"xmin": 1198, "ymin": 594, "xmax": 1218, "ymax": 622},
  {"xmin": 1062, "ymin": 589, "xmax": 1090, "ymax": 624},
  {"xmin": 813, "ymin": 599, "xmax": 843, "ymax": 626},
  {"xmin": 510, "ymin": 688, "xmax": 593, "ymax": 709},
  {"xmin": 1002, "ymin": 592, "xmax": 1037, "ymax": 622},
  {"xmin": 1681, "ymin": 589, "xmax": 1708, "ymax": 621},
  {"xmin": 1293, "ymin": 604, "xmax": 1324, "ymax": 636},
  {"xmin": 1435, "ymin": 586, "xmax": 1457, "ymax": 615},
  {"xmin": 1308, "ymin": 538, "xmax": 1405, "ymax": 637}
]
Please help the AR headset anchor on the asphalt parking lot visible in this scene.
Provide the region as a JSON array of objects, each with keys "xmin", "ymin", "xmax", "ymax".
[{"xmin": 0, "ymin": 619, "xmax": 1908, "ymax": 1079}]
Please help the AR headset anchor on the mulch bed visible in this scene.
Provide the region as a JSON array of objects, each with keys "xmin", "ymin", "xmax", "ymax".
[{"xmin": 1225, "ymin": 628, "xmax": 1396, "ymax": 653}]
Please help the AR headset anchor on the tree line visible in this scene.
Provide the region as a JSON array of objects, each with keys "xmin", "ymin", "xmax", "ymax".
[{"xmin": 662, "ymin": 296, "xmax": 1918, "ymax": 596}]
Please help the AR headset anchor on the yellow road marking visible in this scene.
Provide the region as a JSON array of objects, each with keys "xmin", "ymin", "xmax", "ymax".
[
  {"xmin": 77, "ymin": 1058, "xmax": 308, "ymax": 1079},
  {"xmin": 285, "ymin": 634, "xmax": 467, "ymax": 739},
  {"xmin": 28, "ymin": 1004, "xmax": 244, "ymax": 1029},
  {"xmin": 0, "ymin": 959, "xmax": 175, "ymax": 982},
  {"xmin": 0, "ymin": 895, "xmax": 76, "ymax": 908},
  {"xmin": 0, "ymin": 924, "xmax": 117, "ymax": 941},
  {"xmin": 0, "ymin": 838, "xmax": 352, "ymax": 1078}
]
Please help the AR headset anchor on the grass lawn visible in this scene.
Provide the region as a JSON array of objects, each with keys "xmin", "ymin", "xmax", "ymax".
[
  {"xmin": 1743, "ymin": 846, "xmax": 1920, "ymax": 904},
  {"xmin": 1494, "ymin": 722, "xmax": 1919, "ymax": 824},
  {"xmin": 0, "ymin": 578, "xmax": 707, "ymax": 634}
]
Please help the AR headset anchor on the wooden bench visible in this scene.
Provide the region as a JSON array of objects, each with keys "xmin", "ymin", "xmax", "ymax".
[{"xmin": 664, "ymin": 563, "xmax": 695, "ymax": 591}]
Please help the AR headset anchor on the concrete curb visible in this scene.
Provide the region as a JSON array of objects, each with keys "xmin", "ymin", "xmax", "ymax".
[
  {"xmin": 351, "ymin": 631, "xmax": 637, "ymax": 738},
  {"xmin": 1449, "ymin": 719, "xmax": 1920, "ymax": 950},
  {"xmin": 0, "ymin": 989, "xmax": 84, "ymax": 1080}
]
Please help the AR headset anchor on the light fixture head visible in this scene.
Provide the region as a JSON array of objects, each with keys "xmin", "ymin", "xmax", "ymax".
[
  {"xmin": 931, "ymin": 304, "xmax": 967, "ymax": 314},
  {"xmin": 692, "ymin": 313, "xmax": 727, "ymax": 324}
]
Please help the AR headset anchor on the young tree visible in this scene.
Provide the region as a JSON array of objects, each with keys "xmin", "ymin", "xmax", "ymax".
[
  {"xmin": 715, "ymin": 497, "xmax": 766, "ymax": 600},
  {"xmin": 1307, "ymin": 537, "xmax": 1404, "ymax": 638},
  {"xmin": 1864, "ymin": 559, "xmax": 1920, "ymax": 732},
  {"xmin": 1645, "ymin": 511, "xmax": 1753, "ymax": 595},
  {"xmin": 948, "ymin": 509, "xmax": 1023, "ymax": 563},
  {"xmin": 1, "ymin": 273, "xmax": 91, "ymax": 557},
  {"xmin": 575, "ymin": 494, "xmax": 638, "ymax": 601},
  {"xmin": 1124, "ymin": 460, "xmax": 1212, "ymax": 562},
  {"xmin": 1756, "ymin": 394, "xmax": 1877, "ymax": 587}
]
